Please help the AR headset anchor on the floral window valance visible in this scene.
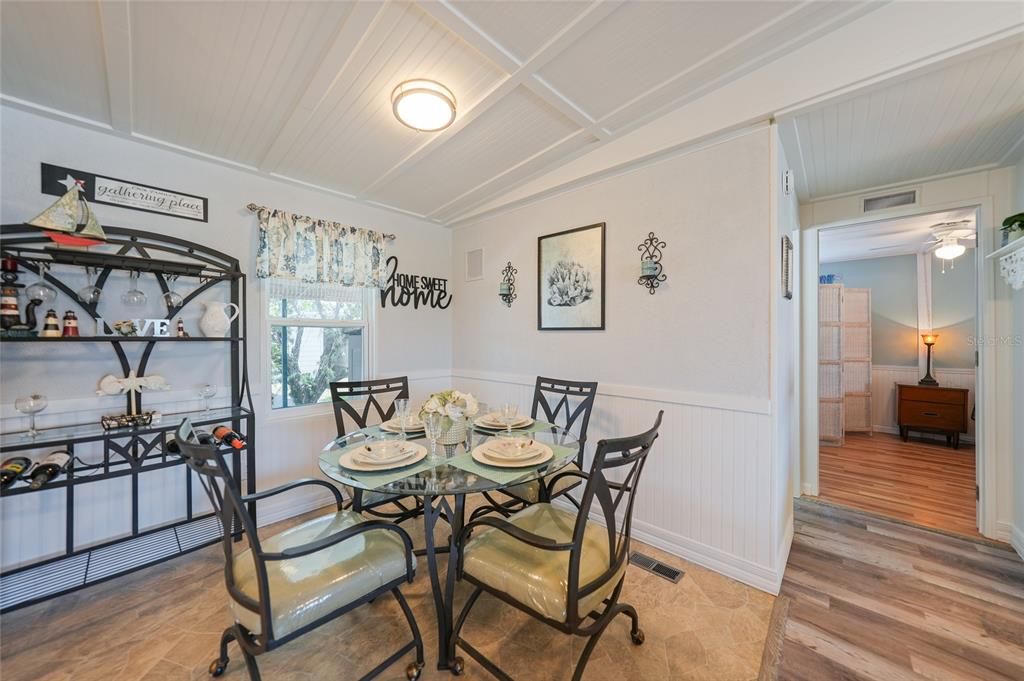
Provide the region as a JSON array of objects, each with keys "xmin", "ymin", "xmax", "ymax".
[{"xmin": 252, "ymin": 205, "xmax": 388, "ymax": 289}]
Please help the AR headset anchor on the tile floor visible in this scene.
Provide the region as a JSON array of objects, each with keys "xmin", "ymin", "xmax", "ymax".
[{"xmin": 0, "ymin": 504, "xmax": 773, "ymax": 681}]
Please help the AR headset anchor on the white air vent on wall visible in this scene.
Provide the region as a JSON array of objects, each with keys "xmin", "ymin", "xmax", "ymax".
[
  {"xmin": 862, "ymin": 190, "xmax": 917, "ymax": 213},
  {"xmin": 465, "ymin": 248, "xmax": 484, "ymax": 281}
]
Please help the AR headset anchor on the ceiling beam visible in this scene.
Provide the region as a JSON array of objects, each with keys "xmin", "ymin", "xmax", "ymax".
[
  {"xmin": 97, "ymin": 0, "xmax": 133, "ymax": 133},
  {"xmin": 257, "ymin": 1, "xmax": 389, "ymax": 172},
  {"xmin": 358, "ymin": 0, "xmax": 620, "ymax": 198}
]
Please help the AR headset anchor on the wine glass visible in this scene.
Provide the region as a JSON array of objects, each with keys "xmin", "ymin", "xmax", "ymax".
[
  {"xmin": 76, "ymin": 267, "xmax": 101, "ymax": 306},
  {"xmin": 162, "ymin": 274, "xmax": 184, "ymax": 310},
  {"xmin": 500, "ymin": 402, "xmax": 519, "ymax": 433},
  {"xmin": 198, "ymin": 384, "xmax": 217, "ymax": 413},
  {"xmin": 423, "ymin": 412, "xmax": 444, "ymax": 463},
  {"xmin": 122, "ymin": 271, "xmax": 147, "ymax": 306},
  {"xmin": 25, "ymin": 263, "xmax": 57, "ymax": 304},
  {"xmin": 14, "ymin": 394, "xmax": 48, "ymax": 438},
  {"xmin": 393, "ymin": 398, "xmax": 410, "ymax": 437}
]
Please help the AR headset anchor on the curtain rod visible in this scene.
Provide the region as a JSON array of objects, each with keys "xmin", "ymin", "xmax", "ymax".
[{"xmin": 246, "ymin": 203, "xmax": 396, "ymax": 241}]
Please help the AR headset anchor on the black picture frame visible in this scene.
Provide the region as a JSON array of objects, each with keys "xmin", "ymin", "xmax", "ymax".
[{"xmin": 537, "ymin": 222, "xmax": 606, "ymax": 330}]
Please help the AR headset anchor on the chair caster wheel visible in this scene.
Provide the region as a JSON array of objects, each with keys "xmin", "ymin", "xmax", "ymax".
[
  {"xmin": 209, "ymin": 658, "xmax": 228, "ymax": 677},
  {"xmin": 451, "ymin": 656, "xmax": 465, "ymax": 675},
  {"xmin": 631, "ymin": 629, "xmax": 645, "ymax": 645},
  {"xmin": 405, "ymin": 662, "xmax": 423, "ymax": 680}
]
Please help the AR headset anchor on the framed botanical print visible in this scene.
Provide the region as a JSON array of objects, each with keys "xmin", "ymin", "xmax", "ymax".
[{"xmin": 537, "ymin": 222, "xmax": 605, "ymax": 330}]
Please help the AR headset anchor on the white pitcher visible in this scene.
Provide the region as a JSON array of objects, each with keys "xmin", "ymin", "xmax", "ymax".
[{"xmin": 199, "ymin": 301, "xmax": 239, "ymax": 337}]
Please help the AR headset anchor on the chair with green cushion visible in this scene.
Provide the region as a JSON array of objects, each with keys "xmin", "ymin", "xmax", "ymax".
[
  {"xmin": 329, "ymin": 377, "xmax": 424, "ymax": 523},
  {"xmin": 499, "ymin": 377, "xmax": 598, "ymax": 509},
  {"xmin": 174, "ymin": 419, "xmax": 424, "ymax": 681},
  {"xmin": 451, "ymin": 411, "xmax": 663, "ymax": 681}
]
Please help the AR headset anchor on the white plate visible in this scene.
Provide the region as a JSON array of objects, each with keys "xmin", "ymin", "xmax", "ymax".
[
  {"xmin": 380, "ymin": 418, "xmax": 425, "ymax": 433},
  {"xmin": 354, "ymin": 441, "xmax": 417, "ymax": 464},
  {"xmin": 340, "ymin": 442, "xmax": 427, "ymax": 471},
  {"xmin": 483, "ymin": 439, "xmax": 545, "ymax": 462},
  {"xmin": 471, "ymin": 442, "xmax": 553, "ymax": 468},
  {"xmin": 474, "ymin": 414, "xmax": 534, "ymax": 430}
]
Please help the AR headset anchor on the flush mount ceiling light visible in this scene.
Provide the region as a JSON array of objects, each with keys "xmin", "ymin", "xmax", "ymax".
[
  {"xmin": 391, "ymin": 79, "xmax": 456, "ymax": 132},
  {"xmin": 934, "ymin": 236, "xmax": 966, "ymax": 260}
]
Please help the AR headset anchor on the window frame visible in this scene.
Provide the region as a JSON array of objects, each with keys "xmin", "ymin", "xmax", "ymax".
[{"xmin": 262, "ymin": 284, "xmax": 376, "ymax": 417}]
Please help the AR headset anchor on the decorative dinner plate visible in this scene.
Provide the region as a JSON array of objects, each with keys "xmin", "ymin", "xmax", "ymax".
[
  {"xmin": 380, "ymin": 418, "xmax": 426, "ymax": 433},
  {"xmin": 474, "ymin": 414, "xmax": 534, "ymax": 430},
  {"xmin": 471, "ymin": 442, "xmax": 553, "ymax": 468},
  {"xmin": 339, "ymin": 442, "xmax": 427, "ymax": 471}
]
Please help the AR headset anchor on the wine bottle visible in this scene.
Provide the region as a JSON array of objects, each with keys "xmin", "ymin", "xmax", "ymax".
[
  {"xmin": 1, "ymin": 457, "xmax": 32, "ymax": 489},
  {"xmin": 166, "ymin": 430, "xmax": 213, "ymax": 454},
  {"xmin": 28, "ymin": 450, "xmax": 70, "ymax": 490},
  {"xmin": 212, "ymin": 426, "xmax": 246, "ymax": 449}
]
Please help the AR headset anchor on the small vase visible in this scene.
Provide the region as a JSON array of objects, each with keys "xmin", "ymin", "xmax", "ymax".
[
  {"xmin": 440, "ymin": 417, "xmax": 466, "ymax": 446},
  {"xmin": 199, "ymin": 301, "xmax": 240, "ymax": 337}
]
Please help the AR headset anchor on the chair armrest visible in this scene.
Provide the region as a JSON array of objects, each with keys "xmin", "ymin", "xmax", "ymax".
[
  {"xmin": 458, "ymin": 516, "xmax": 573, "ymax": 552},
  {"xmin": 263, "ymin": 520, "xmax": 415, "ymax": 571},
  {"xmin": 544, "ymin": 469, "xmax": 589, "ymax": 497},
  {"xmin": 241, "ymin": 479, "xmax": 344, "ymax": 510}
]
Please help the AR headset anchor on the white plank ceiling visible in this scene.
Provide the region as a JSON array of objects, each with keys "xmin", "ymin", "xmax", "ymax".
[
  {"xmin": 779, "ymin": 37, "xmax": 1024, "ymax": 202},
  {"xmin": 2, "ymin": 0, "xmax": 957, "ymax": 224}
]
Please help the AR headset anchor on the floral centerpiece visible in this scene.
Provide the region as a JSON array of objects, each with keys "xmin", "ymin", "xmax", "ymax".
[{"xmin": 419, "ymin": 389, "xmax": 480, "ymax": 445}]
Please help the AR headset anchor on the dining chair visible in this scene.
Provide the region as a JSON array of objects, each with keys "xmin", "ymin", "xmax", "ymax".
[
  {"xmin": 451, "ymin": 411, "xmax": 663, "ymax": 681},
  {"xmin": 173, "ymin": 418, "xmax": 424, "ymax": 681},
  {"xmin": 329, "ymin": 376, "xmax": 423, "ymax": 522},
  {"xmin": 498, "ymin": 377, "xmax": 598, "ymax": 509}
]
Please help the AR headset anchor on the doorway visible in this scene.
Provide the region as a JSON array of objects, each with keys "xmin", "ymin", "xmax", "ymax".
[{"xmin": 809, "ymin": 207, "xmax": 982, "ymax": 537}]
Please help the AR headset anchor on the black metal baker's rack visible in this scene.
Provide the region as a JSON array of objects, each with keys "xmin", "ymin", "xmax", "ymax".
[{"xmin": 0, "ymin": 224, "xmax": 255, "ymax": 612}]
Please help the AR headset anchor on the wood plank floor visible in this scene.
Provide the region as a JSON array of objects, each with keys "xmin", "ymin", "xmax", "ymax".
[
  {"xmin": 818, "ymin": 432, "xmax": 978, "ymax": 537},
  {"xmin": 776, "ymin": 500, "xmax": 1024, "ymax": 681}
]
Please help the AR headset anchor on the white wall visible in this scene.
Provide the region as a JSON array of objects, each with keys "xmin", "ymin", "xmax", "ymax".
[
  {"xmin": 1012, "ymin": 156, "xmax": 1024, "ymax": 559},
  {"xmin": 0, "ymin": 106, "xmax": 453, "ymax": 569},
  {"xmin": 799, "ymin": 166, "xmax": 1016, "ymax": 542},
  {"xmin": 770, "ymin": 125, "xmax": 800, "ymax": 576},
  {"xmin": 451, "ymin": 126, "xmax": 792, "ymax": 592}
]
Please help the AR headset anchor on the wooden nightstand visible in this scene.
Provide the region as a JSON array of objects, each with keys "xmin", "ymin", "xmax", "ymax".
[{"xmin": 896, "ymin": 383, "xmax": 970, "ymax": 449}]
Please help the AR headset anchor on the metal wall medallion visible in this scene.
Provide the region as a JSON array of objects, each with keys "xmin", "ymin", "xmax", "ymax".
[
  {"xmin": 499, "ymin": 262, "xmax": 517, "ymax": 307},
  {"xmin": 637, "ymin": 231, "xmax": 667, "ymax": 294}
]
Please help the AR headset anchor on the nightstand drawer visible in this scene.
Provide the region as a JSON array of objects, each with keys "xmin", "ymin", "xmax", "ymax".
[
  {"xmin": 898, "ymin": 400, "xmax": 966, "ymax": 430},
  {"xmin": 897, "ymin": 386, "xmax": 966, "ymax": 405}
]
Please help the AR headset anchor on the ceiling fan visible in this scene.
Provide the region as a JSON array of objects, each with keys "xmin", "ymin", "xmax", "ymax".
[{"xmin": 868, "ymin": 219, "xmax": 976, "ymax": 259}]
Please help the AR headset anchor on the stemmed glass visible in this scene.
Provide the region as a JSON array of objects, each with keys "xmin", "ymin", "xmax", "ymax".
[
  {"xmin": 198, "ymin": 384, "xmax": 217, "ymax": 413},
  {"xmin": 162, "ymin": 274, "xmax": 184, "ymax": 310},
  {"xmin": 393, "ymin": 398, "xmax": 410, "ymax": 438},
  {"xmin": 25, "ymin": 263, "xmax": 57, "ymax": 305},
  {"xmin": 423, "ymin": 412, "xmax": 444, "ymax": 463},
  {"xmin": 500, "ymin": 402, "xmax": 519, "ymax": 433},
  {"xmin": 14, "ymin": 394, "xmax": 48, "ymax": 438},
  {"xmin": 76, "ymin": 267, "xmax": 101, "ymax": 306},
  {"xmin": 122, "ymin": 271, "xmax": 147, "ymax": 306}
]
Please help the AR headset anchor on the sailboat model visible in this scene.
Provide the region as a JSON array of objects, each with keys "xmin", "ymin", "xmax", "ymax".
[{"xmin": 26, "ymin": 185, "xmax": 107, "ymax": 247}]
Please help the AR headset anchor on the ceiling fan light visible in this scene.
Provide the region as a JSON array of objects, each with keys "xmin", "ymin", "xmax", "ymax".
[
  {"xmin": 934, "ymin": 237, "xmax": 965, "ymax": 260},
  {"xmin": 391, "ymin": 79, "xmax": 456, "ymax": 132}
]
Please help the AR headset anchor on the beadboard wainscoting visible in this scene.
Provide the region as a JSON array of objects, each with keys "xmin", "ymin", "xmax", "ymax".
[
  {"xmin": 871, "ymin": 365, "xmax": 976, "ymax": 441},
  {"xmin": 451, "ymin": 370, "xmax": 784, "ymax": 592}
]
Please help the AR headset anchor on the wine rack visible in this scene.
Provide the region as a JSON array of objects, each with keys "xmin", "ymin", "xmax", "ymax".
[{"xmin": 0, "ymin": 224, "xmax": 255, "ymax": 612}]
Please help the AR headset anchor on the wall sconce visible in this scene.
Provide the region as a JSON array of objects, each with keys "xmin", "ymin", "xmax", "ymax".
[
  {"xmin": 919, "ymin": 333, "xmax": 939, "ymax": 386},
  {"xmin": 637, "ymin": 232, "xmax": 666, "ymax": 294},
  {"xmin": 499, "ymin": 262, "xmax": 517, "ymax": 307}
]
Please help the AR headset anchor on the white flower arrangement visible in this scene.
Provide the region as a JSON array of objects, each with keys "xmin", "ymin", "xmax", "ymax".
[{"xmin": 419, "ymin": 389, "xmax": 480, "ymax": 422}]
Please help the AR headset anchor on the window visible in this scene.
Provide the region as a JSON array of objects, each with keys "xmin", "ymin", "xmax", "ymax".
[{"xmin": 268, "ymin": 284, "xmax": 371, "ymax": 409}]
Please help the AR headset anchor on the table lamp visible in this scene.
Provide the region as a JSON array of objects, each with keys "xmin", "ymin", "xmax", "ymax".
[{"xmin": 919, "ymin": 333, "xmax": 939, "ymax": 386}]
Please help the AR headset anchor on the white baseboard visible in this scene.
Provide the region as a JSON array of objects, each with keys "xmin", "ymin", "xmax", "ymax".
[
  {"xmin": 801, "ymin": 482, "xmax": 818, "ymax": 496},
  {"xmin": 1011, "ymin": 524, "xmax": 1024, "ymax": 561},
  {"xmin": 992, "ymin": 519, "xmax": 1013, "ymax": 545},
  {"xmin": 872, "ymin": 424, "xmax": 975, "ymax": 445}
]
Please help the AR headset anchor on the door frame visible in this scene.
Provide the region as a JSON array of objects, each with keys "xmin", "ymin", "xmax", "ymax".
[{"xmin": 799, "ymin": 196, "xmax": 999, "ymax": 539}]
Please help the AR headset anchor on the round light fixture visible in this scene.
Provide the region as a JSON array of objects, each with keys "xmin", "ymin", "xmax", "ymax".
[
  {"xmin": 934, "ymin": 236, "xmax": 965, "ymax": 260},
  {"xmin": 391, "ymin": 79, "xmax": 456, "ymax": 132}
]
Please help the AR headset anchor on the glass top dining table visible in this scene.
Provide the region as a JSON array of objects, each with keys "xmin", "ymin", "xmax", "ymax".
[
  {"xmin": 317, "ymin": 421, "xmax": 580, "ymax": 497},
  {"xmin": 317, "ymin": 420, "xmax": 580, "ymax": 673}
]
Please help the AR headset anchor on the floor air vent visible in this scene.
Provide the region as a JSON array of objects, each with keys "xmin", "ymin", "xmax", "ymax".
[{"xmin": 629, "ymin": 551, "xmax": 684, "ymax": 583}]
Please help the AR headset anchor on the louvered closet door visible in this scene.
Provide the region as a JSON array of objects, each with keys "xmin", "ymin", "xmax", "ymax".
[
  {"xmin": 842, "ymin": 288, "xmax": 872, "ymax": 433},
  {"xmin": 819, "ymin": 285, "xmax": 844, "ymax": 445}
]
